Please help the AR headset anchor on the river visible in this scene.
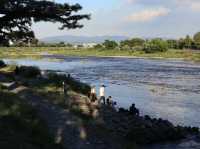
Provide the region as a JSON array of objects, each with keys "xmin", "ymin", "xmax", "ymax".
[{"xmin": 4, "ymin": 56, "xmax": 200, "ymax": 128}]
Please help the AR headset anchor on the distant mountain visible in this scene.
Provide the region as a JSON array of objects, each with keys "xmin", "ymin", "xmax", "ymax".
[{"xmin": 40, "ymin": 35, "xmax": 129, "ymax": 44}]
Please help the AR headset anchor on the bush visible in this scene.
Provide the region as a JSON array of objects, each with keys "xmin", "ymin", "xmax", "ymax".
[
  {"xmin": 103, "ymin": 40, "xmax": 118, "ymax": 49},
  {"xmin": 194, "ymin": 32, "xmax": 200, "ymax": 43},
  {"xmin": 66, "ymin": 77, "xmax": 91, "ymax": 95},
  {"xmin": 0, "ymin": 60, "xmax": 6, "ymax": 68},
  {"xmin": 194, "ymin": 42, "xmax": 200, "ymax": 50},
  {"xmin": 132, "ymin": 46, "xmax": 144, "ymax": 51},
  {"xmin": 47, "ymin": 73, "xmax": 67, "ymax": 85},
  {"xmin": 47, "ymin": 73, "xmax": 91, "ymax": 95},
  {"xmin": 144, "ymin": 39, "xmax": 168, "ymax": 53},
  {"xmin": 120, "ymin": 38, "xmax": 145, "ymax": 48},
  {"xmin": 15, "ymin": 66, "xmax": 41, "ymax": 78}
]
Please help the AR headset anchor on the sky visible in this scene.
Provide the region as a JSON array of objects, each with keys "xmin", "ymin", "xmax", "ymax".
[{"xmin": 32, "ymin": 0, "xmax": 200, "ymax": 39}]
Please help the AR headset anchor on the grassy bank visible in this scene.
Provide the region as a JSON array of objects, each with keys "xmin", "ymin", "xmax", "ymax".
[
  {"xmin": 1, "ymin": 47, "xmax": 200, "ymax": 61},
  {"xmin": 0, "ymin": 64, "xmax": 91, "ymax": 149},
  {"xmin": 0, "ymin": 90, "xmax": 62, "ymax": 149}
]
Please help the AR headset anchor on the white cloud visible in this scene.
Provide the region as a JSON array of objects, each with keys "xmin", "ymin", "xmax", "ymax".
[
  {"xmin": 176, "ymin": 0, "xmax": 200, "ymax": 11},
  {"xmin": 190, "ymin": 2, "xmax": 200, "ymax": 11},
  {"xmin": 125, "ymin": 0, "xmax": 135, "ymax": 4},
  {"xmin": 125, "ymin": 7, "xmax": 170, "ymax": 22}
]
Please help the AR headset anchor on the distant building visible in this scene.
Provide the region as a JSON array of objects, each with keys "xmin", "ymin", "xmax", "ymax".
[
  {"xmin": 73, "ymin": 43, "xmax": 97, "ymax": 49},
  {"xmin": 73, "ymin": 44, "xmax": 79, "ymax": 49},
  {"xmin": 82, "ymin": 43, "xmax": 98, "ymax": 48}
]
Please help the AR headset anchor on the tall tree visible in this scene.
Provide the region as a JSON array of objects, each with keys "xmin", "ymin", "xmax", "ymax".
[
  {"xmin": 144, "ymin": 39, "xmax": 168, "ymax": 53},
  {"xmin": 167, "ymin": 39, "xmax": 178, "ymax": 49},
  {"xmin": 194, "ymin": 32, "xmax": 200, "ymax": 43},
  {"xmin": 120, "ymin": 38, "xmax": 145, "ymax": 48},
  {"xmin": 183, "ymin": 35, "xmax": 193, "ymax": 49},
  {"xmin": 103, "ymin": 40, "xmax": 118, "ymax": 49},
  {"xmin": 0, "ymin": 0, "xmax": 90, "ymax": 46}
]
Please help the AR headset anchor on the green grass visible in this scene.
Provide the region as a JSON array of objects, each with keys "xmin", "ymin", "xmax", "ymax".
[
  {"xmin": 1, "ymin": 47, "xmax": 200, "ymax": 61},
  {"xmin": 0, "ymin": 65, "xmax": 16, "ymax": 73},
  {"xmin": 0, "ymin": 89, "xmax": 62, "ymax": 149}
]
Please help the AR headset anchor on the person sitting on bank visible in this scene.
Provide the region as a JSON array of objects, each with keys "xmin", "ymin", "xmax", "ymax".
[
  {"xmin": 129, "ymin": 103, "xmax": 139, "ymax": 116},
  {"xmin": 67, "ymin": 74, "xmax": 71, "ymax": 78},
  {"xmin": 99, "ymin": 85, "xmax": 106, "ymax": 104},
  {"xmin": 106, "ymin": 96, "xmax": 112, "ymax": 106},
  {"xmin": 63, "ymin": 81, "xmax": 70, "ymax": 105},
  {"xmin": 111, "ymin": 101, "xmax": 117, "ymax": 108},
  {"xmin": 63, "ymin": 81, "xmax": 68, "ymax": 96}
]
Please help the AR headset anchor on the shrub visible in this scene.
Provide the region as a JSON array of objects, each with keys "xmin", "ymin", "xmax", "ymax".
[
  {"xmin": 132, "ymin": 46, "xmax": 143, "ymax": 51},
  {"xmin": 66, "ymin": 77, "xmax": 91, "ymax": 95},
  {"xmin": 47, "ymin": 73, "xmax": 67, "ymax": 85},
  {"xmin": 15, "ymin": 66, "xmax": 41, "ymax": 78},
  {"xmin": 120, "ymin": 38, "xmax": 145, "ymax": 48},
  {"xmin": 94, "ymin": 44, "xmax": 103, "ymax": 49},
  {"xmin": 47, "ymin": 73, "xmax": 91, "ymax": 95},
  {"xmin": 194, "ymin": 42, "xmax": 200, "ymax": 50},
  {"xmin": 0, "ymin": 60, "xmax": 6, "ymax": 68},
  {"xmin": 103, "ymin": 40, "xmax": 118, "ymax": 49},
  {"xmin": 120, "ymin": 45, "xmax": 131, "ymax": 51},
  {"xmin": 144, "ymin": 39, "xmax": 168, "ymax": 53},
  {"xmin": 194, "ymin": 32, "xmax": 200, "ymax": 43}
]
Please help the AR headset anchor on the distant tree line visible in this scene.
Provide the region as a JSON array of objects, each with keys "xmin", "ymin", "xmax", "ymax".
[
  {"xmin": 95, "ymin": 32, "xmax": 200, "ymax": 53},
  {"xmin": 11, "ymin": 39, "xmax": 74, "ymax": 48},
  {"xmin": 8, "ymin": 32, "xmax": 200, "ymax": 53}
]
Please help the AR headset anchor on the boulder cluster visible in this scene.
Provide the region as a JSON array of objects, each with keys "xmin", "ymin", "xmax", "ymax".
[{"xmin": 98, "ymin": 104, "xmax": 199, "ymax": 145}]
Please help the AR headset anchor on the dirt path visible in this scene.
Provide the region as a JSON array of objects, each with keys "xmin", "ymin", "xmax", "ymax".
[{"xmin": 12, "ymin": 86, "xmax": 122, "ymax": 149}]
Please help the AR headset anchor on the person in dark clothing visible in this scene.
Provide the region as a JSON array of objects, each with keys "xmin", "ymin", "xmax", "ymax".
[
  {"xmin": 63, "ymin": 81, "xmax": 68, "ymax": 96},
  {"xmin": 106, "ymin": 96, "xmax": 112, "ymax": 106},
  {"xmin": 15, "ymin": 66, "xmax": 19, "ymax": 75},
  {"xmin": 100, "ymin": 96, "xmax": 106, "ymax": 105},
  {"xmin": 129, "ymin": 103, "xmax": 139, "ymax": 116},
  {"xmin": 90, "ymin": 86, "xmax": 97, "ymax": 102}
]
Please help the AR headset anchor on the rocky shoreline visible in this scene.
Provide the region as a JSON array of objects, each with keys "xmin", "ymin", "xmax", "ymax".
[
  {"xmin": 69, "ymin": 92, "xmax": 200, "ymax": 148},
  {"xmin": 101, "ymin": 105, "xmax": 199, "ymax": 145}
]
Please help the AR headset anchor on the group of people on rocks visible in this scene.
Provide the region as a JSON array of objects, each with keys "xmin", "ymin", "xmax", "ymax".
[
  {"xmin": 88, "ymin": 85, "xmax": 140, "ymax": 115},
  {"xmin": 64, "ymin": 81, "xmax": 139, "ymax": 115},
  {"xmin": 89, "ymin": 85, "xmax": 117, "ymax": 107}
]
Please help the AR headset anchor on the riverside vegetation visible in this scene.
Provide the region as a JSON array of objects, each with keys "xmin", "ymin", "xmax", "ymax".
[
  {"xmin": 0, "ymin": 60, "xmax": 200, "ymax": 149},
  {"xmin": 1, "ymin": 32, "xmax": 200, "ymax": 61},
  {"xmin": 0, "ymin": 61, "xmax": 63, "ymax": 149},
  {"xmin": 1, "ymin": 47, "xmax": 200, "ymax": 62}
]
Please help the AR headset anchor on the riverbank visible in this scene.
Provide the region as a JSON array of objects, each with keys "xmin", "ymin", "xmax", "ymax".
[
  {"xmin": 1, "ymin": 63, "xmax": 200, "ymax": 149},
  {"xmin": 1, "ymin": 47, "xmax": 200, "ymax": 61},
  {"xmin": 0, "ymin": 84, "xmax": 63, "ymax": 148}
]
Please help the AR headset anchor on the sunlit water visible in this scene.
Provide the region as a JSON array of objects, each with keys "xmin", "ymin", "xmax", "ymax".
[{"xmin": 4, "ymin": 56, "xmax": 200, "ymax": 127}]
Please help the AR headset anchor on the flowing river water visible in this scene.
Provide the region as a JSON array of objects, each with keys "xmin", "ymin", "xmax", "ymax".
[{"xmin": 4, "ymin": 56, "xmax": 200, "ymax": 128}]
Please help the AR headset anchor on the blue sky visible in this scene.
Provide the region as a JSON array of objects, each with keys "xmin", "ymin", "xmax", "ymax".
[{"xmin": 32, "ymin": 0, "xmax": 200, "ymax": 39}]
